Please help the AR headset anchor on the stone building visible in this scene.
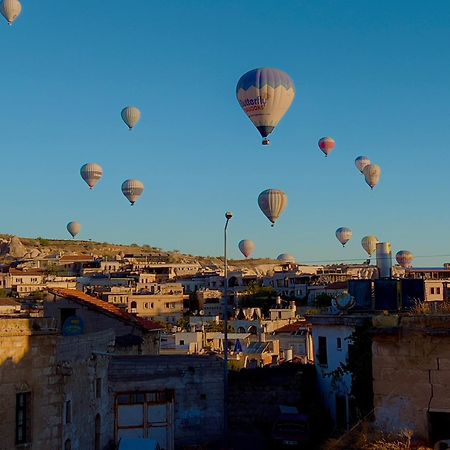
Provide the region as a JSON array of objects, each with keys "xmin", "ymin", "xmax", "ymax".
[{"xmin": 372, "ymin": 315, "xmax": 450, "ymax": 445}]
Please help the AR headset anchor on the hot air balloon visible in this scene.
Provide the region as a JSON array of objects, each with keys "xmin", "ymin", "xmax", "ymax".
[
  {"xmin": 355, "ymin": 156, "xmax": 371, "ymax": 174},
  {"xmin": 121, "ymin": 106, "xmax": 141, "ymax": 130},
  {"xmin": 361, "ymin": 235, "xmax": 379, "ymax": 256},
  {"xmin": 258, "ymin": 189, "xmax": 288, "ymax": 226},
  {"xmin": 238, "ymin": 240, "xmax": 255, "ymax": 258},
  {"xmin": 236, "ymin": 68, "xmax": 295, "ymax": 145},
  {"xmin": 1, "ymin": 0, "xmax": 22, "ymax": 25},
  {"xmin": 336, "ymin": 227, "xmax": 352, "ymax": 247},
  {"xmin": 318, "ymin": 137, "xmax": 335, "ymax": 157},
  {"xmin": 396, "ymin": 250, "xmax": 414, "ymax": 268},
  {"xmin": 363, "ymin": 164, "xmax": 381, "ymax": 189},
  {"xmin": 277, "ymin": 253, "xmax": 296, "ymax": 263},
  {"xmin": 121, "ymin": 179, "xmax": 144, "ymax": 205},
  {"xmin": 80, "ymin": 163, "xmax": 103, "ymax": 190},
  {"xmin": 67, "ymin": 221, "xmax": 81, "ymax": 239}
]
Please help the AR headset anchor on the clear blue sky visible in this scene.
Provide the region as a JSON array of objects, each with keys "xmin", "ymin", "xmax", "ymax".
[{"xmin": 1, "ymin": 0, "xmax": 450, "ymax": 265}]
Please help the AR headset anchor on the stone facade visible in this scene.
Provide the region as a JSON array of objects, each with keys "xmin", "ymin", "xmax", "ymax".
[{"xmin": 372, "ymin": 315, "xmax": 450, "ymax": 443}]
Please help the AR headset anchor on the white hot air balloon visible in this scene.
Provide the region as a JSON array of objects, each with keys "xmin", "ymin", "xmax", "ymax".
[
  {"xmin": 121, "ymin": 179, "xmax": 144, "ymax": 205},
  {"xmin": 238, "ymin": 240, "xmax": 255, "ymax": 258},
  {"xmin": 336, "ymin": 227, "xmax": 352, "ymax": 247},
  {"xmin": 80, "ymin": 163, "xmax": 103, "ymax": 190},
  {"xmin": 361, "ymin": 235, "xmax": 379, "ymax": 256},
  {"xmin": 277, "ymin": 253, "xmax": 296, "ymax": 264},
  {"xmin": 67, "ymin": 221, "xmax": 81, "ymax": 239},
  {"xmin": 355, "ymin": 156, "xmax": 371, "ymax": 174},
  {"xmin": 1, "ymin": 0, "xmax": 22, "ymax": 25},
  {"xmin": 363, "ymin": 164, "xmax": 381, "ymax": 190},
  {"xmin": 258, "ymin": 189, "xmax": 288, "ymax": 227},
  {"xmin": 121, "ymin": 106, "xmax": 141, "ymax": 130},
  {"xmin": 396, "ymin": 250, "xmax": 414, "ymax": 268}
]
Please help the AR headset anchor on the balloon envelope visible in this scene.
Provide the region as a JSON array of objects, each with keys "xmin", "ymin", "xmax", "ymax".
[
  {"xmin": 121, "ymin": 179, "xmax": 144, "ymax": 205},
  {"xmin": 336, "ymin": 227, "xmax": 352, "ymax": 247},
  {"xmin": 236, "ymin": 68, "xmax": 295, "ymax": 144},
  {"xmin": 1, "ymin": 0, "xmax": 22, "ymax": 24},
  {"xmin": 318, "ymin": 137, "xmax": 335, "ymax": 157},
  {"xmin": 277, "ymin": 253, "xmax": 296, "ymax": 263},
  {"xmin": 80, "ymin": 163, "xmax": 103, "ymax": 189},
  {"xmin": 258, "ymin": 189, "xmax": 288, "ymax": 226},
  {"xmin": 363, "ymin": 164, "xmax": 381, "ymax": 189},
  {"xmin": 396, "ymin": 250, "xmax": 414, "ymax": 268},
  {"xmin": 361, "ymin": 235, "xmax": 379, "ymax": 256},
  {"xmin": 67, "ymin": 221, "xmax": 81, "ymax": 238},
  {"xmin": 121, "ymin": 106, "xmax": 141, "ymax": 129},
  {"xmin": 355, "ymin": 156, "xmax": 371, "ymax": 173},
  {"xmin": 238, "ymin": 240, "xmax": 255, "ymax": 258}
]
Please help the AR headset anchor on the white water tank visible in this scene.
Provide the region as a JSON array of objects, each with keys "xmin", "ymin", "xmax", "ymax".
[
  {"xmin": 376, "ymin": 242, "xmax": 392, "ymax": 278},
  {"xmin": 285, "ymin": 348, "xmax": 293, "ymax": 361}
]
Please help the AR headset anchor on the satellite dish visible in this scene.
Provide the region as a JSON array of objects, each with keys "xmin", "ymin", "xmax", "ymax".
[
  {"xmin": 333, "ymin": 293, "xmax": 356, "ymax": 311},
  {"xmin": 199, "ymin": 310, "xmax": 205, "ymax": 316}
]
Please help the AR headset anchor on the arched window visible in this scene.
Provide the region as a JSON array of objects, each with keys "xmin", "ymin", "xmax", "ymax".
[
  {"xmin": 64, "ymin": 439, "xmax": 71, "ymax": 450},
  {"xmin": 248, "ymin": 325, "xmax": 257, "ymax": 335},
  {"xmin": 130, "ymin": 301, "xmax": 137, "ymax": 310},
  {"xmin": 94, "ymin": 414, "xmax": 101, "ymax": 450}
]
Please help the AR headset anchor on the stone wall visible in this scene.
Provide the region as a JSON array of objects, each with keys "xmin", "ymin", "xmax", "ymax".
[
  {"xmin": 372, "ymin": 315, "xmax": 450, "ymax": 440},
  {"xmin": 108, "ymin": 354, "xmax": 224, "ymax": 447}
]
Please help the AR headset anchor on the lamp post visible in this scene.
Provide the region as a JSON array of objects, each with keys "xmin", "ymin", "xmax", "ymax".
[{"xmin": 223, "ymin": 211, "xmax": 233, "ymax": 449}]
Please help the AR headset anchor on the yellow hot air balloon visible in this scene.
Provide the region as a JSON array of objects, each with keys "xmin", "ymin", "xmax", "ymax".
[
  {"xmin": 363, "ymin": 164, "xmax": 381, "ymax": 189},
  {"xmin": 1, "ymin": 0, "xmax": 22, "ymax": 25},
  {"xmin": 236, "ymin": 68, "xmax": 295, "ymax": 145},
  {"xmin": 361, "ymin": 235, "xmax": 379, "ymax": 256},
  {"xmin": 258, "ymin": 189, "xmax": 288, "ymax": 226},
  {"xmin": 121, "ymin": 106, "xmax": 141, "ymax": 130}
]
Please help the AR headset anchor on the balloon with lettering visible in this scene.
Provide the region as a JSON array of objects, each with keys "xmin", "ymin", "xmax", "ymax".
[
  {"xmin": 318, "ymin": 137, "xmax": 335, "ymax": 157},
  {"xmin": 238, "ymin": 240, "xmax": 255, "ymax": 258},
  {"xmin": 258, "ymin": 189, "xmax": 288, "ymax": 226},
  {"xmin": 1, "ymin": 0, "xmax": 22, "ymax": 25},
  {"xmin": 121, "ymin": 179, "xmax": 144, "ymax": 205},
  {"xmin": 236, "ymin": 68, "xmax": 295, "ymax": 145},
  {"xmin": 336, "ymin": 227, "xmax": 352, "ymax": 247},
  {"xmin": 363, "ymin": 164, "xmax": 381, "ymax": 189},
  {"xmin": 121, "ymin": 106, "xmax": 141, "ymax": 130},
  {"xmin": 80, "ymin": 163, "xmax": 103, "ymax": 190},
  {"xmin": 361, "ymin": 235, "xmax": 379, "ymax": 256},
  {"xmin": 355, "ymin": 156, "xmax": 371, "ymax": 174},
  {"xmin": 67, "ymin": 221, "xmax": 81, "ymax": 239},
  {"xmin": 396, "ymin": 250, "xmax": 414, "ymax": 268}
]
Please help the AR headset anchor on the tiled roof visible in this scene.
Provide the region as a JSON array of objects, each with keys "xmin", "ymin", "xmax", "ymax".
[
  {"xmin": 273, "ymin": 321, "xmax": 307, "ymax": 334},
  {"xmin": 59, "ymin": 255, "xmax": 95, "ymax": 262},
  {"xmin": 48, "ymin": 288, "xmax": 162, "ymax": 331},
  {"xmin": 9, "ymin": 268, "xmax": 45, "ymax": 276}
]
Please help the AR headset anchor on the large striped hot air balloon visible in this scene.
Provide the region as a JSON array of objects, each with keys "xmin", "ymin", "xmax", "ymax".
[
  {"xmin": 236, "ymin": 68, "xmax": 295, "ymax": 145},
  {"xmin": 336, "ymin": 227, "xmax": 352, "ymax": 247},
  {"xmin": 80, "ymin": 163, "xmax": 103, "ymax": 190},
  {"xmin": 396, "ymin": 250, "xmax": 414, "ymax": 268},
  {"xmin": 238, "ymin": 240, "xmax": 255, "ymax": 258},
  {"xmin": 67, "ymin": 221, "xmax": 81, "ymax": 239},
  {"xmin": 355, "ymin": 156, "xmax": 371, "ymax": 174},
  {"xmin": 121, "ymin": 106, "xmax": 141, "ymax": 130},
  {"xmin": 258, "ymin": 189, "xmax": 288, "ymax": 226},
  {"xmin": 1, "ymin": 0, "xmax": 22, "ymax": 25},
  {"xmin": 122, "ymin": 180, "xmax": 144, "ymax": 206},
  {"xmin": 277, "ymin": 253, "xmax": 296, "ymax": 263},
  {"xmin": 361, "ymin": 235, "xmax": 379, "ymax": 256},
  {"xmin": 121, "ymin": 179, "xmax": 144, "ymax": 205},
  {"xmin": 318, "ymin": 137, "xmax": 335, "ymax": 157},
  {"xmin": 363, "ymin": 164, "xmax": 381, "ymax": 189}
]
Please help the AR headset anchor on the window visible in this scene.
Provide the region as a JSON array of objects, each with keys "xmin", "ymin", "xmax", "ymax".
[
  {"xmin": 317, "ymin": 336, "xmax": 328, "ymax": 366},
  {"xmin": 337, "ymin": 337, "xmax": 342, "ymax": 351},
  {"xmin": 437, "ymin": 287, "xmax": 441, "ymax": 295},
  {"xmin": 64, "ymin": 439, "xmax": 72, "ymax": 450},
  {"xmin": 94, "ymin": 414, "xmax": 101, "ymax": 450},
  {"xmin": 180, "ymin": 340, "xmax": 185, "ymax": 345},
  {"xmin": 60, "ymin": 308, "xmax": 76, "ymax": 328},
  {"xmin": 431, "ymin": 287, "xmax": 435, "ymax": 294},
  {"xmin": 95, "ymin": 378, "xmax": 102, "ymax": 399},
  {"xmin": 65, "ymin": 400, "xmax": 72, "ymax": 424},
  {"xmin": 16, "ymin": 392, "xmax": 31, "ymax": 444}
]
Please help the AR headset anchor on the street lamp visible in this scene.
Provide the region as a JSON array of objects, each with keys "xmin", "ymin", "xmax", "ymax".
[{"xmin": 223, "ymin": 211, "xmax": 232, "ymax": 448}]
